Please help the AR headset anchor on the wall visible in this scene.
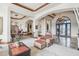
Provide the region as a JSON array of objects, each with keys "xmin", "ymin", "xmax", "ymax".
[
  {"xmin": 37, "ymin": 16, "xmax": 52, "ymax": 36},
  {"xmin": 11, "ymin": 17, "xmax": 32, "ymax": 32},
  {"xmin": 36, "ymin": 11, "xmax": 78, "ymax": 38}
]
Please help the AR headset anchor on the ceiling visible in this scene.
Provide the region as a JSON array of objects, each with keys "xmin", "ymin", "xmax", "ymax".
[
  {"xmin": 12, "ymin": 3, "xmax": 49, "ymax": 12},
  {"xmin": 11, "ymin": 11, "xmax": 26, "ymax": 20},
  {"xmin": 19, "ymin": 3, "xmax": 47, "ymax": 10},
  {"xmin": 9, "ymin": 3, "xmax": 79, "ymax": 21},
  {"xmin": 10, "ymin": 3, "xmax": 74, "ymax": 20},
  {"xmin": 10, "ymin": 3, "xmax": 61, "ymax": 18}
]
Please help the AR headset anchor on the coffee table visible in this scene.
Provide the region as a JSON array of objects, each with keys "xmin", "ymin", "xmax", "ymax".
[{"xmin": 9, "ymin": 42, "xmax": 31, "ymax": 56}]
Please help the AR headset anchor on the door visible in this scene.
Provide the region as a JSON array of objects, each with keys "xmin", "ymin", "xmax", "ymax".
[{"xmin": 56, "ymin": 16, "xmax": 71, "ymax": 47}]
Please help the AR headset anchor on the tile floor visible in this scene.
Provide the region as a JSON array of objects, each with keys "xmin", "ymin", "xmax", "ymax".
[{"xmin": 0, "ymin": 37, "xmax": 79, "ymax": 56}]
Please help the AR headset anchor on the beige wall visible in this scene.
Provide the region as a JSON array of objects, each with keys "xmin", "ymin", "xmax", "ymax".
[
  {"xmin": 37, "ymin": 11, "xmax": 78, "ymax": 38},
  {"xmin": 11, "ymin": 11, "xmax": 78, "ymax": 38},
  {"xmin": 11, "ymin": 17, "xmax": 31, "ymax": 32}
]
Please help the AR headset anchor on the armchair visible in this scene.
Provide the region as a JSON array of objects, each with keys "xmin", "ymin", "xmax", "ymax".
[
  {"xmin": 34, "ymin": 35, "xmax": 46, "ymax": 49},
  {"xmin": 45, "ymin": 32, "xmax": 54, "ymax": 47}
]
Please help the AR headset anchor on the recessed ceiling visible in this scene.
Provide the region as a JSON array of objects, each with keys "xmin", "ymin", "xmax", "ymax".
[
  {"xmin": 11, "ymin": 11, "xmax": 26, "ymax": 20},
  {"xmin": 20, "ymin": 3, "xmax": 46, "ymax": 10},
  {"xmin": 12, "ymin": 3, "xmax": 49, "ymax": 12},
  {"xmin": 10, "ymin": 3, "xmax": 61, "ymax": 18}
]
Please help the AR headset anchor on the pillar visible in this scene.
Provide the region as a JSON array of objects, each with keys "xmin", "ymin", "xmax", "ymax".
[
  {"xmin": 32, "ymin": 19, "xmax": 38, "ymax": 37},
  {"xmin": 2, "ymin": 4, "xmax": 11, "ymax": 42},
  {"xmin": 73, "ymin": 8, "xmax": 79, "ymax": 49}
]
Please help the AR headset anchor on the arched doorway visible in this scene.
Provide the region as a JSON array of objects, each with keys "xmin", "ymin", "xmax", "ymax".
[
  {"xmin": 26, "ymin": 20, "xmax": 33, "ymax": 36},
  {"xmin": 56, "ymin": 16, "xmax": 71, "ymax": 47},
  {"xmin": 38, "ymin": 16, "xmax": 52, "ymax": 36}
]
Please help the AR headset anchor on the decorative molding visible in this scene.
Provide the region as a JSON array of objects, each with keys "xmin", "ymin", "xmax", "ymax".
[
  {"xmin": 12, "ymin": 3, "xmax": 49, "ymax": 12},
  {"xmin": 48, "ymin": 13, "xmax": 56, "ymax": 19},
  {"xmin": 11, "ymin": 16, "xmax": 26, "ymax": 20},
  {"xmin": 48, "ymin": 15, "xmax": 54, "ymax": 19}
]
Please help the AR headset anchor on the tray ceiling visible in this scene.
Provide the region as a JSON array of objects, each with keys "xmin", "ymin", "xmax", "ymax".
[
  {"xmin": 10, "ymin": 3, "xmax": 61, "ymax": 18},
  {"xmin": 20, "ymin": 3, "xmax": 46, "ymax": 10},
  {"xmin": 12, "ymin": 3, "xmax": 49, "ymax": 12},
  {"xmin": 11, "ymin": 11, "xmax": 26, "ymax": 20}
]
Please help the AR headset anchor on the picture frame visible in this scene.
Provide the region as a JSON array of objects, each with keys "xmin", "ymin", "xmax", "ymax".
[
  {"xmin": 35, "ymin": 25, "xmax": 38, "ymax": 29},
  {"xmin": 0, "ymin": 17, "xmax": 3, "ymax": 34}
]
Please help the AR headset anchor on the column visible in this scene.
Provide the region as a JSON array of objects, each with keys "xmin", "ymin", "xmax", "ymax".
[
  {"xmin": 32, "ymin": 19, "xmax": 38, "ymax": 37},
  {"xmin": 40, "ymin": 18, "xmax": 46, "ymax": 35},
  {"xmin": 73, "ymin": 8, "xmax": 79, "ymax": 49},
  {"xmin": 3, "ymin": 4, "xmax": 11, "ymax": 42}
]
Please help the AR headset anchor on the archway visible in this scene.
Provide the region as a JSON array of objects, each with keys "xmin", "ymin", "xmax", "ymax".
[
  {"xmin": 56, "ymin": 16, "xmax": 71, "ymax": 47},
  {"xmin": 37, "ymin": 16, "xmax": 53, "ymax": 36},
  {"xmin": 26, "ymin": 20, "xmax": 33, "ymax": 36}
]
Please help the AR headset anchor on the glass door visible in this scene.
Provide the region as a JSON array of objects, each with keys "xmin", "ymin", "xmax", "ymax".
[{"xmin": 56, "ymin": 16, "xmax": 71, "ymax": 47}]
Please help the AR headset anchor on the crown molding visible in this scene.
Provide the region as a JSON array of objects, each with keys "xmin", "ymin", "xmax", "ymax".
[{"xmin": 12, "ymin": 3, "xmax": 49, "ymax": 12}]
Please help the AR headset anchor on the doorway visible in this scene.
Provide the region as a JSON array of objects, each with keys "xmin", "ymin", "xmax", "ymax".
[
  {"xmin": 56, "ymin": 16, "xmax": 71, "ymax": 47},
  {"xmin": 26, "ymin": 20, "xmax": 33, "ymax": 36}
]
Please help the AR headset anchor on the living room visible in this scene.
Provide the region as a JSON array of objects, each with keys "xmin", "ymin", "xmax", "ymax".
[{"xmin": 0, "ymin": 3, "xmax": 79, "ymax": 56}]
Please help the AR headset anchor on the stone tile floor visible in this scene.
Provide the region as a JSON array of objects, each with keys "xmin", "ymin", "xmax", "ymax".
[{"xmin": 0, "ymin": 37, "xmax": 79, "ymax": 56}]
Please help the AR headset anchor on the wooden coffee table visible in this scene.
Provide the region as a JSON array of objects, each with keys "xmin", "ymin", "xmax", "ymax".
[{"xmin": 9, "ymin": 42, "xmax": 31, "ymax": 56}]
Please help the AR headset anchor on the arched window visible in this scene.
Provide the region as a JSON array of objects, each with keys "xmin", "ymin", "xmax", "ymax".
[{"xmin": 56, "ymin": 16, "xmax": 71, "ymax": 47}]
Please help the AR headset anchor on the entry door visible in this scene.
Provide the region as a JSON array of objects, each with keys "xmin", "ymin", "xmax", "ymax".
[{"xmin": 56, "ymin": 17, "xmax": 71, "ymax": 47}]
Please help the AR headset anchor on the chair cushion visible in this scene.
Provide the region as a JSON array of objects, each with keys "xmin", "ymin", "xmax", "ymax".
[{"xmin": 35, "ymin": 40, "xmax": 45, "ymax": 44}]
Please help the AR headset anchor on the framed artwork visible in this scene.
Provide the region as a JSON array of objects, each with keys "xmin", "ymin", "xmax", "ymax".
[
  {"xmin": 0, "ymin": 17, "xmax": 3, "ymax": 34},
  {"xmin": 35, "ymin": 25, "xmax": 38, "ymax": 29}
]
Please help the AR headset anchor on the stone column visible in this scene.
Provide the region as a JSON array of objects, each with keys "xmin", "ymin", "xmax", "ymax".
[
  {"xmin": 73, "ymin": 8, "xmax": 79, "ymax": 49},
  {"xmin": 40, "ymin": 18, "xmax": 46, "ymax": 35},
  {"xmin": 32, "ymin": 19, "xmax": 38, "ymax": 37},
  {"xmin": 77, "ymin": 29, "xmax": 79, "ymax": 49},
  {"xmin": 3, "ymin": 4, "xmax": 11, "ymax": 42}
]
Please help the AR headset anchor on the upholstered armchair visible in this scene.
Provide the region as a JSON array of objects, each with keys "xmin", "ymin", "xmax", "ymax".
[
  {"xmin": 45, "ymin": 32, "xmax": 54, "ymax": 47},
  {"xmin": 34, "ymin": 32, "xmax": 54, "ymax": 49},
  {"xmin": 34, "ymin": 35, "xmax": 46, "ymax": 49}
]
